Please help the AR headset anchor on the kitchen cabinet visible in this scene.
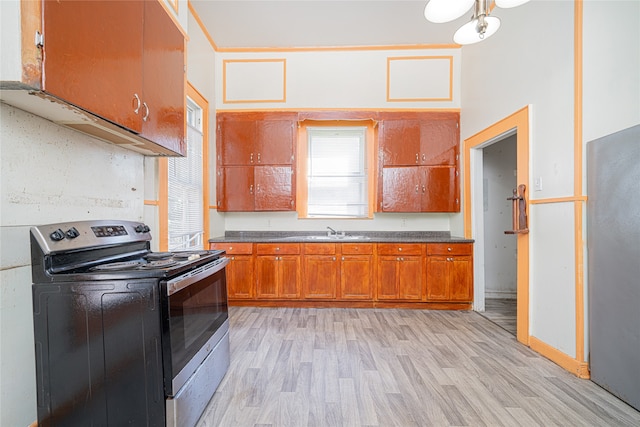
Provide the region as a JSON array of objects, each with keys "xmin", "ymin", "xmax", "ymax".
[
  {"xmin": 303, "ymin": 244, "xmax": 339, "ymax": 299},
  {"xmin": 217, "ymin": 166, "xmax": 294, "ymax": 211},
  {"xmin": 426, "ymin": 243, "xmax": 473, "ymax": 302},
  {"xmin": 255, "ymin": 244, "xmax": 301, "ymax": 299},
  {"xmin": 378, "ymin": 112, "xmax": 460, "ymax": 213},
  {"xmin": 381, "ymin": 166, "xmax": 458, "ymax": 212},
  {"xmin": 340, "ymin": 243, "xmax": 374, "ymax": 300},
  {"xmin": 210, "ymin": 243, "xmax": 254, "ymax": 299},
  {"xmin": 379, "ymin": 112, "xmax": 459, "ymax": 166},
  {"xmin": 41, "ymin": 0, "xmax": 186, "ymax": 155},
  {"xmin": 376, "ymin": 244, "xmax": 424, "ymax": 300},
  {"xmin": 217, "ymin": 112, "xmax": 297, "ymax": 211}
]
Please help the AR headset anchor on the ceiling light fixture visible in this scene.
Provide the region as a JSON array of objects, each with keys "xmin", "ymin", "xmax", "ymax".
[{"xmin": 424, "ymin": 0, "xmax": 530, "ymax": 45}]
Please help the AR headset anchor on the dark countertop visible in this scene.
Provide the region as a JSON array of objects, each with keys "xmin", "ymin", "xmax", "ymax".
[{"xmin": 209, "ymin": 231, "xmax": 474, "ymax": 244}]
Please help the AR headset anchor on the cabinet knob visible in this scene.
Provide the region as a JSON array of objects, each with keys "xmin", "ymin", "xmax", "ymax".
[
  {"xmin": 342, "ymin": 256, "xmax": 345, "ymax": 261},
  {"xmin": 231, "ymin": 256, "xmax": 235, "ymax": 260},
  {"xmin": 447, "ymin": 247, "xmax": 452, "ymax": 252},
  {"xmin": 229, "ymin": 246, "xmax": 233, "ymax": 250},
  {"xmin": 276, "ymin": 247, "xmax": 280, "ymax": 251},
  {"xmin": 398, "ymin": 247, "xmax": 402, "ymax": 251},
  {"xmin": 333, "ymin": 257, "xmax": 336, "ymax": 261}
]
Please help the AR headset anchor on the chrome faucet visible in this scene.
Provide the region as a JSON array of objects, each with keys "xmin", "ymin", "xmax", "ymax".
[{"xmin": 326, "ymin": 226, "xmax": 345, "ymax": 237}]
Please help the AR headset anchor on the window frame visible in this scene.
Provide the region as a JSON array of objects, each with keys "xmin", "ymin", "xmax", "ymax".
[{"xmin": 297, "ymin": 120, "xmax": 377, "ymax": 219}]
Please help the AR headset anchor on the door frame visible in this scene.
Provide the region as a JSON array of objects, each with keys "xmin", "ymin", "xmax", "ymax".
[{"xmin": 463, "ymin": 105, "xmax": 531, "ymax": 345}]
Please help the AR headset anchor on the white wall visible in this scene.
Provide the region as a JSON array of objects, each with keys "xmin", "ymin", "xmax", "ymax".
[
  {"xmin": 460, "ymin": 0, "xmax": 640, "ymax": 360},
  {"xmin": 213, "ymin": 47, "xmax": 462, "ymax": 235},
  {"xmin": 0, "ymin": 104, "xmax": 145, "ymax": 426},
  {"xmin": 482, "ymin": 135, "xmax": 517, "ymax": 299}
]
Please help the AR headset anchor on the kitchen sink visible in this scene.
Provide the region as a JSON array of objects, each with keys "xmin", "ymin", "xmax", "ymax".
[{"xmin": 302, "ymin": 235, "xmax": 371, "ymax": 241}]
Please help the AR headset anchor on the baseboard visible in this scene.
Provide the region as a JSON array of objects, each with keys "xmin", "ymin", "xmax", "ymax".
[
  {"xmin": 529, "ymin": 336, "xmax": 590, "ymax": 379},
  {"xmin": 485, "ymin": 291, "xmax": 517, "ymax": 299}
]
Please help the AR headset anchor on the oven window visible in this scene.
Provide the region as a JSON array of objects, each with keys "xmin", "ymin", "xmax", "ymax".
[{"xmin": 167, "ymin": 269, "xmax": 228, "ymax": 376}]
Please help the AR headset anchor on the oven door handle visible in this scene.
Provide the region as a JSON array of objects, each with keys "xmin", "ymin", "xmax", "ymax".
[{"xmin": 166, "ymin": 257, "xmax": 229, "ymax": 296}]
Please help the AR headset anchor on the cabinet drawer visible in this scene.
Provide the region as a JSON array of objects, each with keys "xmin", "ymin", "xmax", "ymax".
[
  {"xmin": 256, "ymin": 243, "xmax": 300, "ymax": 255},
  {"xmin": 427, "ymin": 243, "xmax": 473, "ymax": 256},
  {"xmin": 210, "ymin": 242, "xmax": 253, "ymax": 255},
  {"xmin": 341, "ymin": 243, "xmax": 374, "ymax": 255},
  {"xmin": 304, "ymin": 244, "xmax": 336, "ymax": 255},
  {"xmin": 377, "ymin": 243, "xmax": 423, "ymax": 256}
]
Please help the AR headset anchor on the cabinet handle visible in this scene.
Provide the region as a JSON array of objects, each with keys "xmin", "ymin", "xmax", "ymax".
[
  {"xmin": 257, "ymin": 153, "xmax": 261, "ymax": 163},
  {"xmin": 422, "ymin": 153, "xmax": 426, "ymax": 162},
  {"xmin": 415, "ymin": 184, "xmax": 419, "ymax": 194},
  {"xmin": 422, "ymin": 185, "xmax": 426, "ymax": 193},
  {"xmin": 249, "ymin": 184, "xmax": 254, "ymax": 194},
  {"xmin": 256, "ymin": 184, "xmax": 261, "ymax": 193},
  {"xmin": 250, "ymin": 153, "xmax": 254, "ymax": 163},
  {"xmin": 132, "ymin": 94, "xmax": 141, "ymax": 114},
  {"xmin": 415, "ymin": 153, "xmax": 419, "ymax": 163},
  {"xmin": 142, "ymin": 102, "xmax": 149, "ymax": 122}
]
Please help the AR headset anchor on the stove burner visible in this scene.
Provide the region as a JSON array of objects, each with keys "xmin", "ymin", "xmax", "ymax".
[
  {"xmin": 91, "ymin": 261, "xmax": 146, "ymax": 271},
  {"xmin": 145, "ymin": 252, "xmax": 174, "ymax": 261},
  {"xmin": 143, "ymin": 259, "xmax": 180, "ymax": 269}
]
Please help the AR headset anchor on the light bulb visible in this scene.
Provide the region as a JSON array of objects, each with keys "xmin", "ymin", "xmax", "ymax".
[
  {"xmin": 424, "ymin": 0, "xmax": 475, "ymax": 23},
  {"xmin": 453, "ymin": 16, "xmax": 501, "ymax": 45}
]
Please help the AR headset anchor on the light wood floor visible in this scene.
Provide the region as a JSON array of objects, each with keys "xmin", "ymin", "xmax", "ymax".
[
  {"xmin": 480, "ymin": 299, "xmax": 517, "ymax": 336},
  {"xmin": 196, "ymin": 307, "xmax": 640, "ymax": 427}
]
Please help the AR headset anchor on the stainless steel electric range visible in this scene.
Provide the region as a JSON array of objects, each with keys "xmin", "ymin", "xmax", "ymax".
[{"xmin": 30, "ymin": 220, "xmax": 230, "ymax": 427}]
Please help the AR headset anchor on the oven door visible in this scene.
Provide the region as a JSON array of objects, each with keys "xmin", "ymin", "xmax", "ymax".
[{"xmin": 161, "ymin": 257, "xmax": 229, "ymax": 396}]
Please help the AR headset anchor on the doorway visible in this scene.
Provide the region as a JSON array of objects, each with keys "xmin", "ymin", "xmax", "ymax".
[
  {"xmin": 479, "ymin": 135, "xmax": 517, "ymax": 335},
  {"xmin": 463, "ymin": 106, "xmax": 530, "ymax": 345}
]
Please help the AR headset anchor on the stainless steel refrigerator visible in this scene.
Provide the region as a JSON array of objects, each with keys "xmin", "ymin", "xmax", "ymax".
[{"xmin": 587, "ymin": 124, "xmax": 640, "ymax": 411}]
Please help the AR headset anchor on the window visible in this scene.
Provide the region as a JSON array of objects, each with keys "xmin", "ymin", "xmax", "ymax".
[
  {"xmin": 306, "ymin": 127, "xmax": 369, "ymax": 218},
  {"xmin": 167, "ymin": 98, "xmax": 204, "ymax": 250}
]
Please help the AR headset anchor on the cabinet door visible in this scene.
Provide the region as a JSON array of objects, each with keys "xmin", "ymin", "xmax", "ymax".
[
  {"xmin": 257, "ymin": 120, "xmax": 295, "ymax": 165},
  {"xmin": 255, "ymin": 256, "xmax": 278, "ymax": 298},
  {"xmin": 381, "ymin": 167, "xmax": 421, "ymax": 212},
  {"xmin": 380, "ymin": 120, "xmax": 421, "ymax": 165},
  {"xmin": 227, "ymin": 255, "xmax": 254, "ymax": 299},
  {"xmin": 218, "ymin": 167, "xmax": 254, "ymax": 211},
  {"xmin": 279, "ymin": 256, "xmax": 301, "ymax": 299},
  {"xmin": 422, "ymin": 166, "xmax": 458, "ymax": 212},
  {"xmin": 255, "ymin": 166, "xmax": 295, "ymax": 211},
  {"xmin": 426, "ymin": 256, "xmax": 449, "ymax": 301},
  {"xmin": 42, "ymin": 1, "xmax": 144, "ymax": 133},
  {"xmin": 340, "ymin": 255, "xmax": 373, "ymax": 300},
  {"xmin": 377, "ymin": 256, "xmax": 400, "ymax": 300},
  {"xmin": 420, "ymin": 114, "xmax": 459, "ymax": 166},
  {"xmin": 219, "ymin": 119, "xmax": 256, "ymax": 165},
  {"xmin": 450, "ymin": 256, "xmax": 473, "ymax": 302},
  {"xmin": 303, "ymin": 255, "xmax": 338, "ymax": 299},
  {"xmin": 397, "ymin": 257, "xmax": 423, "ymax": 300},
  {"xmin": 141, "ymin": 0, "xmax": 186, "ymax": 155}
]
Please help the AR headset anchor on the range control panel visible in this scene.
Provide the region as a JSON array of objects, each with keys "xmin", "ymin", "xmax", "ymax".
[{"xmin": 31, "ymin": 220, "xmax": 152, "ymax": 254}]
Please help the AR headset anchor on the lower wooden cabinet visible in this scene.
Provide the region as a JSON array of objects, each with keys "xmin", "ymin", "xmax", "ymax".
[
  {"xmin": 210, "ymin": 240, "xmax": 473, "ymax": 307},
  {"xmin": 426, "ymin": 243, "xmax": 473, "ymax": 302},
  {"xmin": 340, "ymin": 244, "xmax": 374, "ymax": 300},
  {"xmin": 376, "ymin": 244, "xmax": 424, "ymax": 300},
  {"xmin": 303, "ymin": 244, "xmax": 338, "ymax": 299},
  {"xmin": 255, "ymin": 244, "xmax": 301, "ymax": 299}
]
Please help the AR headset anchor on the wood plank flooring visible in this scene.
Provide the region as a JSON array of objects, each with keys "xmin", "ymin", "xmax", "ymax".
[
  {"xmin": 196, "ymin": 307, "xmax": 640, "ymax": 427},
  {"xmin": 480, "ymin": 299, "xmax": 517, "ymax": 336}
]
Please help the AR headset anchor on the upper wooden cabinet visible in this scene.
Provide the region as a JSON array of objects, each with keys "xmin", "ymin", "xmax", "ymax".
[
  {"xmin": 378, "ymin": 112, "xmax": 460, "ymax": 213},
  {"xmin": 379, "ymin": 112, "xmax": 459, "ymax": 166},
  {"xmin": 216, "ymin": 112, "xmax": 297, "ymax": 211},
  {"xmin": 41, "ymin": 0, "xmax": 186, "ymax": 155},
  {"xmin": 217, "ymin": 112, "xmax": 296, "ymax": 166}
]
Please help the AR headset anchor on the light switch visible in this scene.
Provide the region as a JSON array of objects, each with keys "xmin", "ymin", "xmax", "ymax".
[{"xmin": 534, "ymin": 176, "xmax": 543, "ymax": 191}]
